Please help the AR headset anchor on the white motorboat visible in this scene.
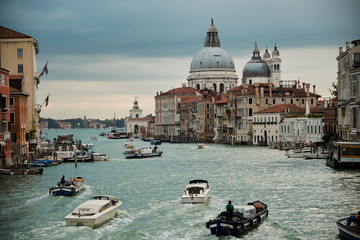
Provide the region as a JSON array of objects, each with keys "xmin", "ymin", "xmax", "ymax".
[
  {"xmin": 65, "ymin": 195, "xmax": 122, "ymax": 228},
  {"xmin": 92, "ymin": 153, "xmax": 110, "ymax": 161},
  {"xmin": 90, "ymin": 136, "xmax": 98, "ymax": 140},
  {"xmin": 197, "ymin": 143, "xmax": 204, "ymax": 149},
  {"xmin": 54, "ymin": 146, "xmax": 74, "ymax": 161},
  {"xmin": 124, "ymin": 139, "xmax": 135, "ymax": 149},
  {"xmin": 123, "ymin": 147, "xmax": 162, "ymax": 159},
  {"xmin": 286, "ymin": 148, "xmax": 311, "ymax": 158},
  {"xmin": 182, "ymin": 179, "xmax": 210, "ymax": 204}
]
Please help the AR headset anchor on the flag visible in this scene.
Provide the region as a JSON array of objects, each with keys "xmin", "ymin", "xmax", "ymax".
[
  {"xmin": 40, "ymin": 61, "xmax": 48, "ymax": 78},
  {"xmin": 44, "ymin": 94, "xmax": 49, "ymax": 107}
]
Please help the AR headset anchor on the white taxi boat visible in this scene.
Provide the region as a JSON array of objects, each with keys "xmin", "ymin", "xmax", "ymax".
[
  {"xmin": 92, "ymin": 153, "xmax": 110, "ymax": 161},
  {"xmin": 65, "ymin": 195, "xmax": 122, "ymax": 228},
  {"xmin": 182, "ymin": 179, "xmax": 210, "ymax": 204}
]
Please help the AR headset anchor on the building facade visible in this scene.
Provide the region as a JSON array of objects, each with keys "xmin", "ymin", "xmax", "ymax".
[
  {"xmin": 0, "ymin": 26, "xmax": 40, "ymax": 139},
  {"xmin": 155, "ymin": 87, "xmax": 197, "ymax": 141},
  {"xmin": 337, "ymin": 39, "xmax": 360, "ymax": 141},
  {"xmin": 0, "ymin": 68, "xmax": 11, "ymax": 167}
]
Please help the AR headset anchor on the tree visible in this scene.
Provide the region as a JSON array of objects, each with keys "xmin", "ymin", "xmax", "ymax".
[{"xmin": 331, "ymin": 82, "xmax": 338, "ymax": 100}]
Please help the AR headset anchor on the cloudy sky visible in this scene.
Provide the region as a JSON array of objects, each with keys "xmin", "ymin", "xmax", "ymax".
[{"xmin": 1, "ymin": 0, "xmax": 359, "ymax": 120}]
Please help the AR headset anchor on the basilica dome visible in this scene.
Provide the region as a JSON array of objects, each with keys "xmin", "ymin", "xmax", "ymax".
[{"xmin": 190, "ymin": 47, "xmax": 235, "ymax": 72}]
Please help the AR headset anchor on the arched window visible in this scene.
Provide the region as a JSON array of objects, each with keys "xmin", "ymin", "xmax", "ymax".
[
  {"xmin": 249, "ymin": 108, "xmax": 253, "ymax": 116},
  {"xmin": 220, "ymin": 83, "xmax": 224, "ymax": 93},
  {"xmin": 213, "ymin": 83, "xmax": 217, "ymax": 92},
  {"xmin": 196, "ymin": 84, "xmax": 200, "ymax": 91},
  {"xmin": 249, "ymin": 79, "xmax": 252, "ymax": 84},
  {"xmin": 266, "ymin": 99, "xmax": 268, "ymax": 104},
  {"xmin": 249, "ymin": 98, "xmax": 253, "ymax": 104}
]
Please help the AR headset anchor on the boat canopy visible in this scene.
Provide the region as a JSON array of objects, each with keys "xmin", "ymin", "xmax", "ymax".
[
  {"xmin": 73, "ymin": 200, "xmax": 109, "ymax": 215},
  {"xmin": 189, "ymin": 179, "xmax": 208, "ymax": 184},
  {"xmin": 234, "ymin": 205, "xmax": 256, "ymax": 219}
]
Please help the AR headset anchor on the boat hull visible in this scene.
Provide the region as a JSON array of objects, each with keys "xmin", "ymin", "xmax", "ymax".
[
  {"xmin": 65, "ymin": 205, "xmax": 119, "ymax": 228},
  {"xmin": 182, "ymin": 194, "xmax": 209, "ymax": 204},
  {"xmin": 123, "ymin": 152, "xmax": 162, "ymax": 159},
  {"xmin": 50, "ymin": 180, "xmax": 85, "ymax": 196},
  {"xmin": 206, "ymin": 210, "xmax": 268, "ymax": 236},
  {"xmin": 337, "ymin": 218, "xmax": 360, "ymax": 240}
]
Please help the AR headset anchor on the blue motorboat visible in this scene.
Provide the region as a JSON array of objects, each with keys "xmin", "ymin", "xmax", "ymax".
[
  {"xmin": 150, "ymin": 139, "xmax": 161, "ymax": 145},
  {"xmin": 337, "ymin": 213, "xmax": 360, "ymax": 240},
  {"xmin": 49, "ymin": 177, "xmax": 85, "ymax": 196},
  {"xmin": 206, "ymin": 200, "xmax": 268, "ymax": 237}
]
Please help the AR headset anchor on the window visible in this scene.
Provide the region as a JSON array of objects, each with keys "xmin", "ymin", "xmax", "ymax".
[
  {"xmin": 10, "ymin": 97, "xmax": 14, "ymax": 106},
  {"xmin": 302, "ymin": 99, "xmax": 305, "ymax": 104},
  {"xmin": 311, "ymin": 99, "xmax": 314, "ymax": 105},
  {"xmin": 354, "ymin": 53, "xmax": 360, "ymax": 66},
  {"xmin": 249, "ymin": 79, "xmax": 252, "ymax": 84},
  {"xmin": 249, "ymin": 108, "xmax": 253, "ymax": 116},
  {"xmin": 266, "ymin": 99, "xmax": 268, "ymax": 104},
  {"xmin": 18, "ymin": 64, "xmax": 23, "ymax": 73},
  {"xmin": 206, "ymin": 113, "xmax": 210, "ymax": 119},
  {"xmin": 206, "ymin": 103, "xmax": 210, "ymax": 109},
  {"xmin": 249, "ymin": 98, "xmax": 252, "ymax": 104},
  {"xmin": 273, "ymin": 99, "xmax": 275, "ymax": 104},
  {"xmin": 0, "ymin": 75, "xmax": 4, "ymax": 86},
  {"xmin": 17, "ymin": 48, "xmax": 23, "ymax": 58},
  {"xmin": 10, "ymin": 112, "xmax": 15, "ymax": 124},
  {"xmin": 290, "ymin": 99, "xmax": 293, "ymax": 104},
  {"xmin": 220, "ymin": 83, "xmax": 224, "ymax": 93}
]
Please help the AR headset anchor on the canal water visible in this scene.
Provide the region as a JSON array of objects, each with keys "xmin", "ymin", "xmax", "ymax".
[{"xmin": 0, "ymin": 129, "xmax": 359, "ymax": 240}]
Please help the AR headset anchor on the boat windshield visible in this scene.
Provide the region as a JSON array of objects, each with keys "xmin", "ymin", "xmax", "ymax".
[{"xmin": 188, "ymin": 187, "xmax": 203, "ymax": 194}]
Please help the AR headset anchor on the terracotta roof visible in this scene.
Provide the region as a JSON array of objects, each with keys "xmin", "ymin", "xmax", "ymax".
[
  {"xmin": 9, "ymin": 75, "xmax": 22, "ymax": 80},
  {"xmin": 181, "ymin": 97, "xmax": 198, "ymax": 104},
  {"xmin": 128, "ymin": 117, "xmax": 153, "ymax": 122},
  {"xmin": 0, "ymin": 26, "xmax": 32, "ymax": 38},
  {"xmin": 9, "ymin": 86, "xmax": 20, "ymax": 92},
  {"xmin": 157, "ymin": 87, "xmax": 196, "ymax": 97},
  {"xmin": 214, "ymin": 94, "xmax": 227, "ymax": 104},
  {"xmin": 254, "ymin": 104, "xmax": 305, "ymax": 114}
]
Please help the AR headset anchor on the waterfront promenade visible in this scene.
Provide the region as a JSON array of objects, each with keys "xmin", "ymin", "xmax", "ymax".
[{"xmin": 0, "ymin": 129, "xmax": 358, "ymax": 240}]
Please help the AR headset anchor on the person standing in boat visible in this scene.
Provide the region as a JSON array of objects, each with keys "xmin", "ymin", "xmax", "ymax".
[
  {"xmin": 60, "ymin": 175, "xmax": 65, "ymax": 184},
  {"xmin": 226, "ymin": 201, "xmax": 234, "ymax": 215}
]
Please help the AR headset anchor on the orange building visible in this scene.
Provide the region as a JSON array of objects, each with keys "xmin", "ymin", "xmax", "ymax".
[
  {"xmin": 9, "ymin": 75, "xmax": 29, "ymax": 162},
  {"xmin": 0, "ymin": 68, "xmax": 12, "ymax": 167}
]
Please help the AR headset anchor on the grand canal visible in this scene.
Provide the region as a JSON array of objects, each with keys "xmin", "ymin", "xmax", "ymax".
[{"xmin": 0, "ymin": 129, "xmax": 359, "ymax": 240}]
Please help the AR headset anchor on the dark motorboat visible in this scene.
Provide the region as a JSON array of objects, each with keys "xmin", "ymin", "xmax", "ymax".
[
  {"xmin": 150, "ymin": 139, "xmax": 161, "ymax": 145},
  {"xmin": 206, "ymin": 200, "xmax": 268, "ymax": 237},
  {"xmin": 337, "ymin": 213, "xmax": 360, "ymax": 240},
  {"xmin": 49, "ymin": 177, "xmax": 85, "ymax": 196}
]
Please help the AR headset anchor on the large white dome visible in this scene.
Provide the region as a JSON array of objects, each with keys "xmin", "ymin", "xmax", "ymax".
[{"xmin": 190, "ymin": 47, "xmax": 235, "ymax": 72}]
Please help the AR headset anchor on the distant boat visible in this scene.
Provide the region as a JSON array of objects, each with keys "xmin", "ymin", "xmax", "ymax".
[
  {"xmin": 92, "ymin": 153, "xmax": 110, "ymax": 161},
  {"xmin": 123, "ymin": 148, "xmax": 162, "ymax": 159},
  {"xmin": 90, "ymin": 136, "xmax": 98, "ymax": 140},
  {"xmin": 197, "ymin": 143, "xmax": 204, "ymax": 149},
  {"xmin": 150, "ymin": 139, "xmax": 161, "ymax": 145},
  {"xmin": 124, "ymin": 139, "xmax": 135, "ymax": 149},
  {"xmin": 65, "ymin": 195, "xmax": 122, "ymax": 228}
]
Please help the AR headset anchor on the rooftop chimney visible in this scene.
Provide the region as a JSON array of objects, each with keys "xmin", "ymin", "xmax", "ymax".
[
  {"xmin": 313, "ymin": 85, "xmax": 316, "ymax": 94},
  {"xmin": 346, "ymin": 41, "xmax": 350, "ymax": 50},
  {"xmin": 306, "ymin": 83, "xmax": 310, "ymax": 97},
  {"xmin": 302, "ymin": 82, "xmax": 305, "ymax": 90},
  {"xmin": 339, "ymin": 47, "xmax": 343, "ymax": 55}
]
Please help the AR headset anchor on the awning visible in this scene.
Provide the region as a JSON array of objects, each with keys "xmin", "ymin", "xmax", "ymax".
[{"xmin": 0, "ymin": 141, "xmax": 6, "ymax": 146}]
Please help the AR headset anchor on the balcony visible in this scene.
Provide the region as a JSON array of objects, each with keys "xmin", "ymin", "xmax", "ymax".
[{"xmin": 337, "ymin": 99, "xmax": 349, "ymax": 107}]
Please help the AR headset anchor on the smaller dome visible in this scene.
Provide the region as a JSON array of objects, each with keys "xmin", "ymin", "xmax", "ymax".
[
  {"xmin": 272, "ymin": 45, "xmax": 280, "ymax": 57},
  {"xmin": 263, "ymin": 48, "xmax": 270, "ymax": 59},
  {"xmin": 243, "ymin": 60, "xmax": 270, "ymax": 78}
]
